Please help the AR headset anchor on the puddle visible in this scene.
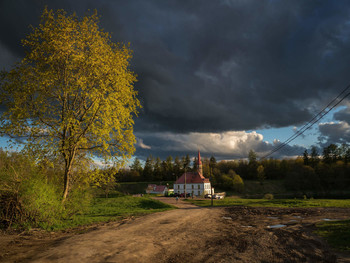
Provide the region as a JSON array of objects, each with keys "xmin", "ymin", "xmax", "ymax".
[
  {"xmin": 267, "ymin": 216, "xmax": 278, "ymax": 219},
  {"xmin": 292, "ymin": 216, "xmax": 302, "ymax": 219},
  {"xmin": 222, "ymin": 216, "xmax": 232, "ymax": 220},
  {"xmin": 267, "ymin": 224, "xmax": 287, "ymax": 229},
  {"xmin": 322, "ymin": 218, "xmax": 339, "ymax": 221},
  {"xmin": 241, "ymin": 225, "xmax": 253, "ymax": 228},
  {"xmin": 288, "ymin": 220, "xmax": 297, "ymax": 223}
]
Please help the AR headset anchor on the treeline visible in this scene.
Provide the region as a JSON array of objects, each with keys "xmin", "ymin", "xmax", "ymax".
[
  {"xmin": 288, "ymin": 144, "xmax": 350, "ymax": 193},
  {"xmin": 117, "ymin": 143, "xmax": 350, "ymax": 194}
]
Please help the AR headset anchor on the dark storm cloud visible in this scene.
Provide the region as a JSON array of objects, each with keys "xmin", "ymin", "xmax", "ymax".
[
  {"xmin": 128, "ymin": 0, "xmax": 350, "ymax": 133},
  {"xmin": 318, "ymin": 121, "xmax": 350, "ymax": 146},
  {"xmin": 333, "ymin": 105, "xmax": 350, "ymax": 124},
  {"xmin": 1, "ymin": 0, "xmax": 350, "ymax": 158},
  {"xmin": 318, "ymin": 105, "xmax": 350, "ymax": 146}
]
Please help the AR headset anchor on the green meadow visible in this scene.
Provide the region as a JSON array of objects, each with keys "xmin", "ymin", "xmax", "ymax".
[
  {"xmin": 40, "ymin": 195, "xmax": 175, "ymax": 230},
  {"xmin": 315, "ymin": 219, "xmax": 350, "ymax": 251}
]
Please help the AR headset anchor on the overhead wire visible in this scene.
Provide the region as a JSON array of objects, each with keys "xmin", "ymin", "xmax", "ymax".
[{"xmin": 260, "ymin": 84, "xmax": 350, "ymax": 159}]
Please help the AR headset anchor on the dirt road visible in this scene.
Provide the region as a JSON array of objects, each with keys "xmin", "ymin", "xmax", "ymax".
[{"xmin": 1, "ymin": 197, "xmax": 350, "ymax": 262}]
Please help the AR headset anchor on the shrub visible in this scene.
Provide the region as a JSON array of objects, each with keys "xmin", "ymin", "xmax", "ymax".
[
  {"xmin": 0, "ymin": 151, "xmax": 65, "ymax": 229},
  {"xmin": 0, "ymin": 150, "xmax": 92, "ymax": 230},
  {"xmin": 264, "ymin": 193, "xmax": 274, "ymax": 200},
  {"xmin": 232, "ymin": 173, "xmax": 244, "ymax": 193}
]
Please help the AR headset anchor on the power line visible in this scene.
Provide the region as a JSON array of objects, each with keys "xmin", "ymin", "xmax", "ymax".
[{"xmin": 260, "ymin": 84, "xmax": 350, "ymax": 159}]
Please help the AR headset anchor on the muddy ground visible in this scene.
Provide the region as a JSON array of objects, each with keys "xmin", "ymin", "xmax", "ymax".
[{"xmin": 0, "ymin": 197, "xmax": 349, "ymax": 263}]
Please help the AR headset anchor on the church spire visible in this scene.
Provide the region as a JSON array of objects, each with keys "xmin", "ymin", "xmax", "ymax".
[{"xmin": 197, "ymin": 150, "xmax": 203, "ymax": 175}]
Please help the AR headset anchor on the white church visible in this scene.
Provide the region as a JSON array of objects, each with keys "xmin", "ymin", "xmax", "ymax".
[{"xmin": 173, "ymin": 151, "xmax": 213, "ymax": 197}]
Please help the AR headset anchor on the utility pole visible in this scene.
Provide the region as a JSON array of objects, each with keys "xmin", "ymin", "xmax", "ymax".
[
  {"xmin": 184, "ymin": 167, "xmax": 187, "ymax": 199},
  {"xmin": 210, "ymin": 167, "xmax": 213, "ymax": 207}
]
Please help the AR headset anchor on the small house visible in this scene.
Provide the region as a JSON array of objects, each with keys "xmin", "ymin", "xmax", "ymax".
[{"xmin": 146, "ymin": 184, "xmax": 168, "ymax": 195}]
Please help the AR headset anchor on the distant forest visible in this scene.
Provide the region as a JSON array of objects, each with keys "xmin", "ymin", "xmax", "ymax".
[{"xmin": 117, "ymin": 143, "xmax": 350, "ymax": 194}]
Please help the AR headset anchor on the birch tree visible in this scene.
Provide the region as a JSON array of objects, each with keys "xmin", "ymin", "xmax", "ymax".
[{"xmin": 0, "ymin": 8, "xmax": 140, "ymax": 201}]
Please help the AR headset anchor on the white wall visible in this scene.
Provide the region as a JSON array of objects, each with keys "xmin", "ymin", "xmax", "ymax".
[{"xmin": 174, "ymin": 183, "xmax": 212, "ymax": 196}]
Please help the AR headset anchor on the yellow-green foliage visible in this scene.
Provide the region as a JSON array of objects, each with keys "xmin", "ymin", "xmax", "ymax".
[
  {"xmin": 0, "ymin": 151, "xmax": 62, "ymax": 228},
  {"xmin": 232, "ymin": 173, "xmax": 244, "ymax": 192},
  {"xmin": 0, "ymin": 150, "xmax": 93, "ymax": 229},
  {"xmin": 90, "ymin": 168, "xmax": 118, "ymax": 198},
  {"xmin": 221, "ymin": 170, "xmax": 244, "ymax": 192},
  {"xmin": 0, "ymin": 8, "xmax": 141, "ymax": 200},
  {"xmin": 264, "ymin": 193, "xmax": 274, "ymax": 200}
]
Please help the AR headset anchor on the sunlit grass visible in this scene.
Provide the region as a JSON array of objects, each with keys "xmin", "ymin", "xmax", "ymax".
[
  {"xmin": 315, "ymin": 220, "xmax": 350, "ymax": 251},
  {"xmin": 187, "ymin": 198, "xmax": 350, "ymax": 208},
  {"xmin": 45, "ymin": 195, "xmax": 175, "ymax": 230}
]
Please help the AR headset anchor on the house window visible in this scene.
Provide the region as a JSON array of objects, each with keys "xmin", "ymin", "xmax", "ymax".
[
  {"xmin": 198, "ymin": 185, "xmax": 200, "ymax": 189},
  {"xmin": 192, "ymin": 185, "xmax": 194, "ymax": 189},
  {"xmin": 178, "ymin": 185, "xmax": 180, "ymax": 189}
]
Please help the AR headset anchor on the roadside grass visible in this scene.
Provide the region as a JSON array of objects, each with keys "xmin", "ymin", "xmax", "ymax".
[
  {"xmin": 42, "ymin": 195, "xmax": 175, "ymax": 230},
  {"xmin": 315, "ymin": 220, "xmax": 350, "ymax": 251},
  {"xmin": 187, "ymin": 198, "xmax": 350, "ymax": 208}
]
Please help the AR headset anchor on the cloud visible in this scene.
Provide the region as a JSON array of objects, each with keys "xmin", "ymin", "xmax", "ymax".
[
  {"xmin": 318, "ymin": 121, "xmax": 350, "ymax": 145},
  {"xmin": 135, "ymin": 130, "xmax": 305, "ymax": 160},
  {"xmin": 0, "ymin": 41, "xmax": 19, "ymax": 70},
  {"xmin": 2, "ymin": 1, "xmax": 350, "ymax": 134},
  {"xmin": 317, "ymin": 104, "xmax": 350, "ymax": 145},
  {"xmin": 136, "ymin": 138, "xmax": 151, "ymax": 149},
  {"xmin": 1, "ymin": 0, "xmax": 350, "ymax": 158}
]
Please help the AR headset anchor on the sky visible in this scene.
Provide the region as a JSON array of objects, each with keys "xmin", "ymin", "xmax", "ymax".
[{"xmin": 1, "ymin": 0, "xmax": 350, "ymax": 161}]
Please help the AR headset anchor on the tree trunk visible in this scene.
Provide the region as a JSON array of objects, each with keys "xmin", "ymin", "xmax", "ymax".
[
  {"xmin": 62, "ymin": 165, "xmax": 71, "ymax": 202},
  {"xmin": 62, "ymin": 149, "xmax": 76, "ymax": 202}
]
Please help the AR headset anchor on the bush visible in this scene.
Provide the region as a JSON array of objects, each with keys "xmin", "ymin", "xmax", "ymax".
[
  {"xmin": 264, "ymin": 193, "xmax": 274, "ymax": 200},
  {"xmin": 0, "ymin": 151, "xmax": 66, "ymax": 229},
  {"xmin": 0, "ymin": 150, "xmax": 92, "ymax": 230},
  {"xmin": 232, "ymin": 173, "xmax": 244, "ymax": 193}
]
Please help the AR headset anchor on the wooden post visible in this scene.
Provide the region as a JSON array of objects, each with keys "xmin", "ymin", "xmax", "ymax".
[
  {"xmin": 184, "ymin": 167, "xmax": 187, "ymax": 199},
  {"xmin": 210, "ymin": 167, "xmax": 213, "ymax": 206}
]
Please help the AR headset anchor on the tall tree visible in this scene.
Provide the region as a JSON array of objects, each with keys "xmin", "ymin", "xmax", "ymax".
[
  {"xmin": 173, "ymin": 156, "xmax": 182, "ymax": 179},
  {"xmin": 182, "ymin": 154, "xmax": 191, "ymax": 171},
  {"xmin": 310, "ymin": 146, "xmax": 320, "ymax": 167},
  {"xmin": 0, "ymin": 8, "xmax": 140, "ymax": 201},
  {"xmin": 130, "ymin": 158, "xmax": 143, "ymax": 176},
  {"xmin": 153, "ymin": 157, "xmax": 162, "ymax": 181},
  {"xmin": 247, "ymin": 150, "xmax": 258, "ymax": 179},
  {"xmin": 303, "ymin": 150, "xmax": 309, "ymax": 166},
  {"xmin": 323, "ymin": 144, "xmax": 338, "ymax": 164},
  {"xmin": 209, "ymin": 156, "xmax": 217, "ymax": 170},
  {"xmin": 165, "ymin": 156, "xmax": 174, "ymax": 180},
  {"xmin": 143, "ymin": 155, "xmax": 154, "ymax": 181},
  {"xmin": 257, "ymin": 165, "xmax": 265, "ymax": 185}
]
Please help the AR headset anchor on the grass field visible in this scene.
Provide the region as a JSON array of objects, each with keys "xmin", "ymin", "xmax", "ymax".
[
  {"xmin": 187, "ymin": 197, "xmax": 350, "ymax": 208},
  {"xmin": 315, "ymin": 220, "xmax": 350, "ymax": 251},
  {"xmin": 43, "ymin": 195, "xmax": 175, "ymax": 230}
]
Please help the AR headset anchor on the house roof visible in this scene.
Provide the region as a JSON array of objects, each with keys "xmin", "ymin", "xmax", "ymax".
[
  {"xmin": 154, "ymin": 185, "xmax": 167, "ymax": 192},
  {"xmin": 175, "ymin": 172, "xmax": 210, "ymax": 184}
]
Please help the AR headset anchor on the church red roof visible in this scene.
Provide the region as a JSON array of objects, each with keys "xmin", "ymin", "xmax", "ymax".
[{"xmin": 175, "ymin": 172, "xmax": 210, "ymax": 184}]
